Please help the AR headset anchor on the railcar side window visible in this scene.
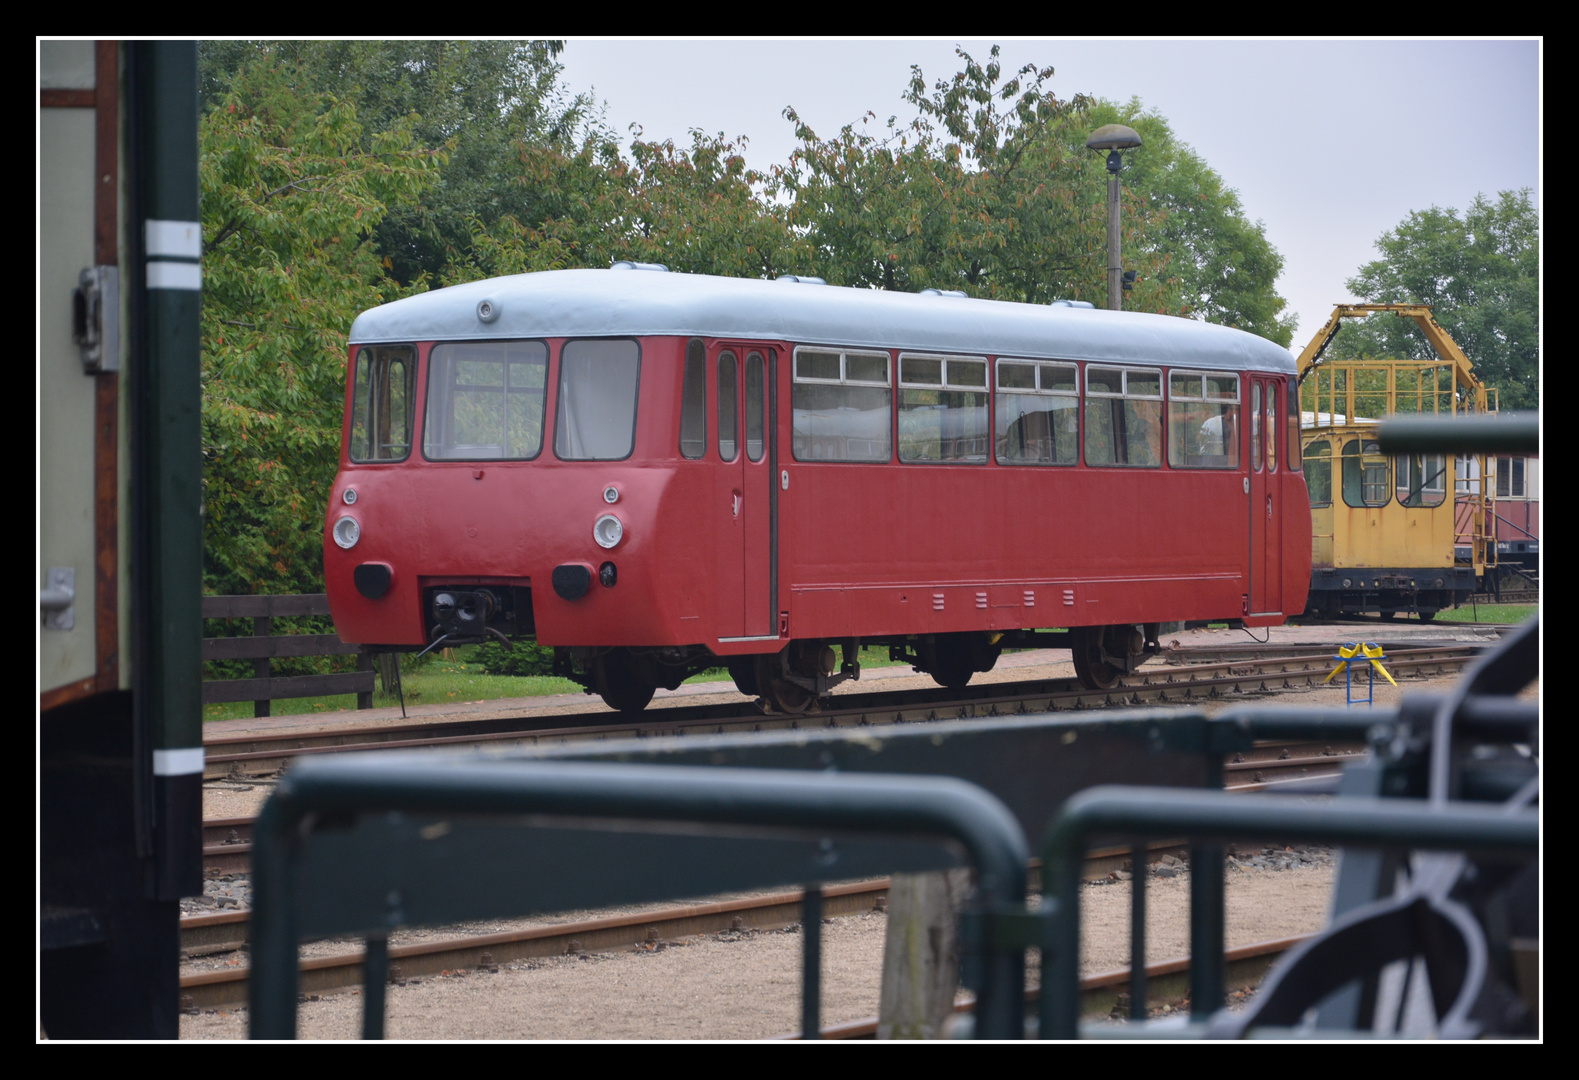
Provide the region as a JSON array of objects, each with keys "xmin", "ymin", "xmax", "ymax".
[
  {"xmin": 1265, "ymin": 384, "xmax": 1277, "ymax": 471},
  {"xmin": 1166, "ymin": 370, "xmax": 1240, "ymax": 469},
  {"xmin": 1303, "ymin": 439, "xmax": 1332, "ymax": 507},
  {"xmin": 1396, "ymin": 453, "xmax": 1447, "ymax": 507},
  {"xmin": 1251, "ymin": 383, "xmax": 1262, "ymax": 471},
  {"xmin": 745, "ymin": 352, "xmax": 766, "ymax": 462},
  {"xmin": 1085, "ymin": 365, "xmax": 1163, "ymax": 467},
  {"xmin": 897, "ymin": 353, "xmax": 988, "ymax": 463},
  {"xmin": 555, "ymin": 339, "xmax": 641, "ymax": 461},
  {"xmin": 423, "ymin": 341, "xmax": 547, "ymax": 461},
  {"xmin": 718, "ymin": 352, "xmax": 739, "ymax": 461},
  {"xmin": 995, "ymin": 360, "xmax": 1078, "ymax": 465},
  {"xmin": 1495, "ymin": 456, "xmax": 1527, "ymax": 499},
  {"xmin": 1341, "ymin": 439, "xmax": 1390, "ymax": 508},
  {"xmin": 350, "ymin": 345, "xmax": 415, "ymax": 462},
  {"xmin": 1455, "ymin": 455, "xmax": 1476, "ymax": 495},
  {"xmin": 791, "ymin": 347, "xmax": 892, "ymax": 463},
  {"xmin": 1287, "ymin": 389, "xmax": 1302, "ymax": 471},
  {"xmin": 679, "ymin": 339, "xmax": 706, "ymax": 459}
]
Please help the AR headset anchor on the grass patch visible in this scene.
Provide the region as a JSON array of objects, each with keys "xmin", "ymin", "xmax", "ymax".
[
  {"xmin": 1432, "ymin": 603, "xmax": 1537, "ymax": 624},
  {"xmin": 202, "ymin": 644, "xmax": 910, "ymax": 722}
]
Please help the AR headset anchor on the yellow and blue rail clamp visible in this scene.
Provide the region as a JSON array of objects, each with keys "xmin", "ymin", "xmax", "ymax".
[{"xmin": 1323, "ymin": 642, "xmax": 1396, "ymax": 705}]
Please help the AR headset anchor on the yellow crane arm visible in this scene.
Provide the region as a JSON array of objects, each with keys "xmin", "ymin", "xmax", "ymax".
[{"xmin": 1294, "ymin": 303, "xmax": 1481, "ymax": 394}]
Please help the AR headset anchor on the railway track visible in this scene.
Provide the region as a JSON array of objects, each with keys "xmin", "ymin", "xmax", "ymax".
[
  {"xmin": 201, "ymin": 642, "xmax": 1486, "ymax": 780},
  {"xmin": 792, "ymin": 934, "xmax": 1312, "ymax": 1039},
  {"xmin": 196, "ymin": 733, "xmax": 1365, "ymax": 879},
  {"xmin": 180, "ymin": 836, "xmax": 1314, "ymax": 1012}
]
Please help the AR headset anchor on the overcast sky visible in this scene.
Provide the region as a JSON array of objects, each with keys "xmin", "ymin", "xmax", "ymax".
[{"xmin": 556, "ymin": 38, "xmax": 1540, "ymax": 355}]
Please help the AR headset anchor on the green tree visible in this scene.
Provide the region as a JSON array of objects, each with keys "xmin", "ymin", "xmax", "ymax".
[
  {"xmin": 199, "ymin": 40, "xmax": 597, "ymax": 286},
  {"xmin": 1329, "ymin": 190, "xmax": 1538, "ymax": 409},
  {"xmin": 1079, "ymin": 99, "xmax": 1296, "ymax": 346},
  {"xmin": 445, "ymin": 128, "xmax": 806, "ymax": 283},
  {"xmin": 200, "ymin": 57, "xmax": 442, "ymax": 598},
  {"xmin": 771, "ymin": 45, "xmax": 1289, "ymax": 340},
  {"xmin": 773, "ymin": 47, "xmax": 1136, "ymax": 305}
]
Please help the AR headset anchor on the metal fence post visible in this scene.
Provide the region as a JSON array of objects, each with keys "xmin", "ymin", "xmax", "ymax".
[{"xmin": 801, "ymin": 883, "xmax": 823, "ymax": 1038}]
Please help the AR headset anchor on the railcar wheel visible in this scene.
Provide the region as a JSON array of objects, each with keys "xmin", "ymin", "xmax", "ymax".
[
  {"xmin": 1417, "ymin": 610, "xmax": 1437, "ymax": 622},
  {"xmin": 1378, "ymin": 610, "xmax": 1397, "ymax": 622},
  {"xmin": 726, "ymin": 656, "xmax": 760, "ymax": 697},
  {"xmin": 754, "ymin": 652, "xmax": 816, "ymax": 715},
  {"xmin": 928, "ymin": 651, "xmax": 974, "ymax": 691},
  {"xmin": 593, "ymin": 648, "xmax": 656, "ymax": 714},
  {"xmin": 1070, "ymin": 627, "xmax": 1121, "ymax": 691}
]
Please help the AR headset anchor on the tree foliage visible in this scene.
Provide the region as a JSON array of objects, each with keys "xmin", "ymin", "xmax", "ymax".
[
  {"xmin": 445, "ymin": 129, "xmax": 809, "ymax": 282},
  {"xmin": 200, "ymin": 57, "xmax": 442, "ymax": 597},
  {"xmin": 772, "ymin": 47, "xmax": 1137, "ymax": 305},
  {"xmin": 1080, "ymin": 99, "xmax": 1296, "ymax": 346},
  {"xmin": 200, "ymin": 40, "xmax": 597, "ymax": 285},
  {"xmin": 1329, "ymin": 190, "xmax": 1539, "ymax": 410}
]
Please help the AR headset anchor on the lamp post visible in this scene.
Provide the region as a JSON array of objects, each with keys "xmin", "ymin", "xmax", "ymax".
[{"xmin": 1086, "ymin": 124, "xmax": 1143, "ymax": 312}]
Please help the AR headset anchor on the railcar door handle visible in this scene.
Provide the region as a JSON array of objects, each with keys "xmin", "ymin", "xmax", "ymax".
[{"xmin": 732, "ymin": 492, "xmax": 741, "ymax": 518}]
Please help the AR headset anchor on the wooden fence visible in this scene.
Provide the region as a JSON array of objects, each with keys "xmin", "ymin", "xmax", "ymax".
[{"xmin": 202, "ymin": 594, "xmax": 374, "ymax": 717}]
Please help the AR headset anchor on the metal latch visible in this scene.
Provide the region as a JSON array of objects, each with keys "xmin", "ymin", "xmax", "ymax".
[
  {"xmin": 72, "ymin": 266, "xmax": 120, "ymax": 373},
  {"xmin": 41, "ymin": 567, "xmax": 75, "ymax": 630}
]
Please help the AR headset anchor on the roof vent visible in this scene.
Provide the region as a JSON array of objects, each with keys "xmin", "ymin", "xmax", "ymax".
[
  {"xmin": 920, "ymin": 288, "xmax": 967, "ymax": 298},
  {"xmin": 610, "ymin": 261, "xmax": 669, "ymax": 272},
  {"xmin": 1049, "ymin": 299, "xmax": 1096, "ymax": 309},
  {"xmin": 776, "ymin": 274, "xmax": 827, "ymax": 285}
]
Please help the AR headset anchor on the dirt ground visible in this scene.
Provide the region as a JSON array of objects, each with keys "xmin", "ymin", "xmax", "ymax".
[{"xmin": 179, "ymin": 855, "xmax": 1336, "ymax": 1040}]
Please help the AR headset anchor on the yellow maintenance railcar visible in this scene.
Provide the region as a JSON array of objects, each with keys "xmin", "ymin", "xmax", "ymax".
[{"xmin": 1296, "ymin": 304, "xmax": 1497, "ymax": 620}]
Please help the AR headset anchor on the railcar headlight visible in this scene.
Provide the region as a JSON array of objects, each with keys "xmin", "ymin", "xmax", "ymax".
[
  {"xmin": 332, "ymin": 515, "xmax": 361, "ymax": 550},
  {"xmin": 593, "ymin": 514, "xmax": 624, "ymax": 549}
]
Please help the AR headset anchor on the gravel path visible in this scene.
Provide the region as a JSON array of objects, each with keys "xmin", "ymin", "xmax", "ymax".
[{"xmin": 179, "ymin": 851, "xmax": 1336, "ymax": 1040}]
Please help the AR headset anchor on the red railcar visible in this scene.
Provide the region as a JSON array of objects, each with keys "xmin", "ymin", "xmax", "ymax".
[{"xmin": 326, "ymin": 267, "xmax": 1310, "ymax": 712}]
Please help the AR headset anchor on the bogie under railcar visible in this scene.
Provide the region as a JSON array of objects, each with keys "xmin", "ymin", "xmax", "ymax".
[{"xmin": 326, "ymin": 268, "xmax": 1311, "ymax": 711}]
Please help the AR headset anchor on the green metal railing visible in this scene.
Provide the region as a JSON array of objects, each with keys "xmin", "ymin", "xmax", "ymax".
[
  {"xmin": 249, "ymin": 758, "xmax": 1029, "ymax": 1039},
  {"xmin": 1037, "ymin": 785, "xmax": 1538, "ymax": 1038}
]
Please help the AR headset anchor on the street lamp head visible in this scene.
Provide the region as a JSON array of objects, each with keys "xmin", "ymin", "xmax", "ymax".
[
  {"xmin": 1086, "ymin": 124, "xmax": 1143, "ymax": 152},
  {"xmin": 1087, "ymin": 124, "xmax": 1142, "ymax": 173}
]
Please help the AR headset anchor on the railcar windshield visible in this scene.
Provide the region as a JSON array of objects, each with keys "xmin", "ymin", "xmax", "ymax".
[
  {"xmin": 423, "ymin": 341, "xmax": 548, "ymax": 460},
  {"xmin": 349, "ymin": 345, "xmax": 415, "ymax": 462},
  {"xmin": 1304, "ymin": 439, "xmax": 1333, "ymax": 507},
  {"xmin": 1342, "ymin": 439, "xmax": 1390, "ymax": 507},
  {"xmin": 555, "ymin": 339, "xmax": 641, "ymax": 461},
  {"xmin": 1396, "ymin": 453, "xmax": 1447, "ymax": 507}
]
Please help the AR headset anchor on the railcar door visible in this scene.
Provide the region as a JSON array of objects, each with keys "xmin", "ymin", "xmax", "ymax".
[
  {"xmin": 713, "ymin": 345, "xmax": 775, "ymax": 640},
  {"xmin": 1248, "ymin": 375, "xmax": 1285, "ymax": 616}
]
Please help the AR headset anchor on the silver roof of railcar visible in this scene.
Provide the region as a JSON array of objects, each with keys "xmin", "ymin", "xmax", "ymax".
[{"xmin": 349, "ymin": 268, "xmax": 1296, "ymax": 374}]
